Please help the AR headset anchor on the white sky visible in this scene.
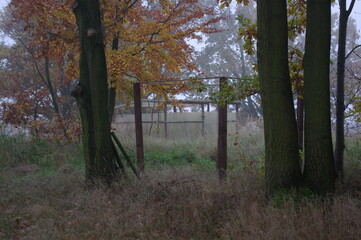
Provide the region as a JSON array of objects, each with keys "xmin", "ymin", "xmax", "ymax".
[
  {"xmin": 1, "ymin": 0, "xmax": 361, "ymax": 42},
  {"xmin": 0, "ymin": 0, "xmax": 7, "ymax": 12}
]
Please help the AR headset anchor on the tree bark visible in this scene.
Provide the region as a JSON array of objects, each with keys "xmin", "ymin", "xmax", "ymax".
[
  {"xmin": 44, "ymin": 57, "xmax": 61, "ymax": 117},
  {"xmin": 45, "ymin": 57, "xmax": 70, "ymax": 140},
  {"xmin": 257, "ymin": 0, "xmax": 302, "ymax": 196},
  {"xmin": 335, "ymin": 0, "xmax": 356, "ymax": 182},
  {"xmin": 296, "ymin": 96, "xmax": 304, "ymax": 151},
  {"xmin": 303, "ymin": 0, "xmax": 335, "ymax": 195},
  {"xmin": 73, "ymin": 0, "xmax": 116, "ymax": 183},
  {"xmin": 108, "ymin": 37, "xmax": 119, "ymax": 123}
]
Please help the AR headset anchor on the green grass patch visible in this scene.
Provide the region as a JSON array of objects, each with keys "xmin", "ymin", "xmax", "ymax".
[
  {"xmin": 0, "ymin": 134, "xmax": 84, "ymax": 180},
  {"xmin": 270, "ymin": 186, "xmax": 321, "ymax": 209},
  {"xmin": 126, "ymin": 150, "xmax": 215, "ymax": 170}
]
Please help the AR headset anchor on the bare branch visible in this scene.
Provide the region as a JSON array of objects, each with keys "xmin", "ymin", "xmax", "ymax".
[
  {"xmin": 17, "ymin": 38, "xmax": 50, "ymax": 90},
  {"xmin": 347, "ymin": 0, "xmax": 357, "ymax": 17},
  {"xmin": 345, "ymin": 44, "xmax": 361, "ymax": 60}
]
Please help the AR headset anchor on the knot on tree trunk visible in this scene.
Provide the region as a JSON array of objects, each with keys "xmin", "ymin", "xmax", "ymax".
[
  {"xmin": 87, "ymin": 28, "xmax": 98, "ymax": 37},
  {"xmin": 71, "ymin": 83, "xmax": 85, "ymax": 99}
]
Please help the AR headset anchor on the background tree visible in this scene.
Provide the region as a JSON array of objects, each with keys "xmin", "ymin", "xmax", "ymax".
[
  {"xmin": 303, "ymin": 0, "xmax": 335, "ymax": 194},
  {"xmin": 0, "ymin": 4, "xmax": 78, "ymax": 140},
  {"xmin": 6, "ymin": 0, "xmax": 221, "ymax": 122},
  {"xmin": 191, "ymin": 2, "xmax": 261, "ymax": 118},
  {"xmin": 2, "ymin": 0, "xmax": 222, "ymax": 181},
  {"xmin": 334, "ymin": 0, "xmax": 356, "ymax": 182}
]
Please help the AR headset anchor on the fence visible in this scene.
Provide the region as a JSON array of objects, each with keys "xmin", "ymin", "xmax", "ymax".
[
  {"xmin": 114, "ymin": 111, "xmax": 246, "ymax": 138},
  {"xmin": 112, "ymin": 77, "xmax": 257, "ymax": 180}
]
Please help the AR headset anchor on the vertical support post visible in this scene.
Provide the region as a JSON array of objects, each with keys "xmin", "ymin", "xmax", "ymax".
[
  {"xmin": 235, "ymin": 103, "xmax": 240, "ymax": 132},
  {"xmin": 217, "ymin": 77, "xmax": 227, "ymax": 180},
  {"xmin": 164, "ymin": 105, "xmax": 168, "ymax": 138},
  {"xmin": 173, "ymin": 105, "xmax": 177, "ymax": 112},
  {"xmin": 201, "ymin": 103, "xmax": 205, "ymax": 136},
  {"xmin": 133, "ymin": 82, "xmax": 144, "ymax": 172},
  {"xmin": 207, "ymin": 103, "xmax": 210, "ymax": 112}
]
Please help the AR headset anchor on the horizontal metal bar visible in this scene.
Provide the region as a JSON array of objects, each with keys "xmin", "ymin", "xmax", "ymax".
[
  {"xmin": 114, "ymin": 100, "xmax": 243, "ymax": 109},
  {"xmin": 140, "ymin": 82, "xmax": 218, "ymax": 87},
  {"xmin": 118, "ymin": 121, "xmax": 203, "ymax": 124},
  {"xmin": 137, "ymin": 76, "xmax": 239, "ymax": 84},
  {"xmin": 116, "ymin": 120, "xmax": 239, "ymax": 124}
]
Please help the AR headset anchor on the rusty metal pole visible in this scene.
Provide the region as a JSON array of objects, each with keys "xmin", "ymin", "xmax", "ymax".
[
  {"xmin": 164, "ymin": 106, "xmax": 168, "ymax": 138},
  {"xmin": 217, "ymin": 77, "xmax": 227, "ymax": 180},
  {"xmin": 201, "ymin": 103, "xmax": 205, "ymax": 137},
  {"xmin": 236, "ymin": 103, "xmax": 240, "ymax": 132},
  {"xmin": 133, "ymin": 82, "xmax": 144, "ymax": 172}
]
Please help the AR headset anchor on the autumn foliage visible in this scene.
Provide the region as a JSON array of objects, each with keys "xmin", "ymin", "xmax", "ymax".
[{"xmin": 1, "ymin": 0, "xmax": 222, "ymax": 139}]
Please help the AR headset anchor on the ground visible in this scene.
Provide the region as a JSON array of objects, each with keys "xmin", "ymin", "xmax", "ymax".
[{"xmin": 1, "ymin": 134, "xmax": 361, "ymax": 239}]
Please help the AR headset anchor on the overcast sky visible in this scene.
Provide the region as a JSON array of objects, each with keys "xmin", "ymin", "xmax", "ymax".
[{"xmin": 1, "ymin": 0, "xmax": 361, "ymax": 41}]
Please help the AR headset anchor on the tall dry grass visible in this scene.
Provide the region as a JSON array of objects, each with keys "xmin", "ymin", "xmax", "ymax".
[
  {"xmin": 1, "ymin": 127, "xmax": 361, "ymax": 239},
  {"xmin": 1, "ymin": 166, "xmax": 361, "ymax": 240}
]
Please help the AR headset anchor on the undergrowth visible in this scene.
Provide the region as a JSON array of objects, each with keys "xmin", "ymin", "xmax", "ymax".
[
  {"xmin": 1, "ymin": 133, "xmax": 361, "ymax": 239},
  {"xmin": 0, "ymin": 134, "xmax": 84, "ymax": 183}
]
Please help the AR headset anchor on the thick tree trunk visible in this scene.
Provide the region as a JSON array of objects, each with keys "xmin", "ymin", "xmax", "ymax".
[
  {"xmin": 296, "ymin": 96, "xmax": 304, "ymax": 151},
  {"xmin": 73, "ymin": 0, "xmax": 116, "ymax": 183},
  {"xmin": 335, "ymin": 0, "xmax": 356, "ymax": 181},
  {"xmin": 257, "ymin": 0, "xmax": 302, "ymax": 196},
  {"xmin": 108, "ymin": 37, "xmax": 119, "ymax": 123},
  {"xmin": 303, "ymin": 0, "xmax": 335, "ymax": 195}
]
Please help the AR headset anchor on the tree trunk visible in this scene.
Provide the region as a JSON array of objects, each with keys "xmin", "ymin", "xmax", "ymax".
[
  {"xmin": 45, "ymin": 57, "xmax": 70, "ymax": 140},
  {"xmin": 44, "ymin": 57, "xmax": 61, "ymax": 117},
  {"xmin": 108, "ymin": 37, "xmax": 119, "ymax": 123},
  {"xmin": 73, "ymin": 0, "xmax": 116, "ymax": 183},
  {"xmin": 303, "ymin": 0, "xmax": 335, "ymax": 195},
  {"xmin": 240, "ymin": 45, "xmax": 258, "ymax": 119},
  {"xmin": 335, "ymin": 0, "xmax": 356, "ymax": 182},
  {"xmin": 296, "ymin": 96, "xmax": 304, "ymax": 151},
  {"xmin": 257, "ymin": 0, "xmax": 302, "ymax": 196}
]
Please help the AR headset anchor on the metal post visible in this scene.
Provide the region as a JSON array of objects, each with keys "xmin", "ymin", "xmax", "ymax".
[
  {"xmin": 201, "ymin": 103, "xmax": 205, "ymax": 136},
  {"xmin": 217, "ymin": 77, "xmax": 227, "ymax": 180},
  {"xmin": 164, "ymin": 105, "xmax": 168, "ymax": 138},
  {"xmin": 236, "ymin": 103, "xmax": 240, "ymax": 132},
  {"xmin": 133, "ymin": 82, "xmax": 144, "ymax": 172}
]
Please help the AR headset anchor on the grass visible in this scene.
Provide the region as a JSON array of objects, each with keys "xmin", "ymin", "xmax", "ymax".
[
  {"xmin": 1, "ymin": 132, "xmax": 361, "ymax": 239},
  {"xmin": 116, "ymin": 121, "xmax": 265, "ymax": 172}
]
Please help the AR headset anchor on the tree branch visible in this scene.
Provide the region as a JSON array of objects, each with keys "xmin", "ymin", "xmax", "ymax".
[
  {"xmin": 345, "ymin": 44, "xmax": 361, "ymax": 60},
  {"xmin": 347, "ymin": 0, "xmax": 356, "ymax": 17},
  {"xmin": 17, "ymin": 38, "xmax": 50, "ymax": 90}
]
